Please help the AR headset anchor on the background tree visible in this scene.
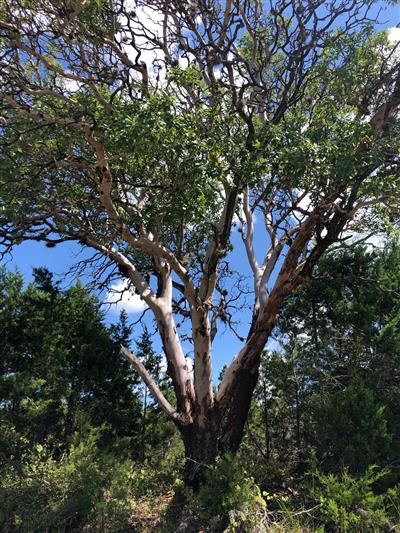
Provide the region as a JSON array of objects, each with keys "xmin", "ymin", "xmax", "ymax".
[
  {"xmin": 0, "ymin": 267, "xmax": 144, "ymax": 458},
  {"xmin": 243, "ymin": 240, "xmax": 400, "ymax": 487},
  {"xmin": 0, "ymin": 0, "xmax": 399, "ymax": 483}
]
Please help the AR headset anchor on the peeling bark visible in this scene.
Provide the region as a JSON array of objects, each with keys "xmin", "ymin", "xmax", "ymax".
[{"xmin": 191, "ymin": 307, "xmax": 214, "ymax": 423}]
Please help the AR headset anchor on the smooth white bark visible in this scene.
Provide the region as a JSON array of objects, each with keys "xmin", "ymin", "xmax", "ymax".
[{"xmin": 121, "ymin": 345, "xmax": 182, "ymax": 422}]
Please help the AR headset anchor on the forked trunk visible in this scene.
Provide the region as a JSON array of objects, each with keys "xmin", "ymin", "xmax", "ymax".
[{"xmin": 179, "ymin": 357, "xmax": 261, "ymax": 489}]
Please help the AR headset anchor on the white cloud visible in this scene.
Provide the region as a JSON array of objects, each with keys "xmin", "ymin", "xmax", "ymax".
[
  {"xmin": 341, "ymin": 203, "xmax": 387, "ymax": 250},
  {"xmin": 105, "ymin": 279, "xmax": 148, "ymax": 314},
  {"xmin": 297, "ymin": 192, "xmax": 312, "ymax": 213},
  {"xmin": 63, "ymin": 78, "xmax": 81, "ymax": 93},
  {"xmin": 159, "ymin": 353, "xmax": 168, "ymax": 374},
  {"xmin": 291, "ymin": 190, "xmax": 312, "ymax": 221},
  {"xmin": 117, "ymin": 4, "xmax": 204, "ymax": 83},
  {"xmin": 345, "ymin": 231, "xmax": 387, "ymax": 250},
  {"xmin": 387, "ymin": 27, "xmax": 400, "ymax": 44}
]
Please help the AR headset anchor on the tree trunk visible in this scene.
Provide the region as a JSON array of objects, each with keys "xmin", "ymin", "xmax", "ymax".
[
  {"xmin": 217, "ymin": 352, "xmax": 261, "ymax": 455},
  {"xmin": 179, "ymin": 358, "xmax": 261, "ymax": 489},
  {"xmin": 180, "ymin": 417, "xmax": 219, "ymax": 490}
]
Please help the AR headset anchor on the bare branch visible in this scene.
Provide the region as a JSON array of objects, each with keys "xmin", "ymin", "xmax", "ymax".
[{"xmin": 121, "ymin": 345, "xmax": 185, "ymax": 424}]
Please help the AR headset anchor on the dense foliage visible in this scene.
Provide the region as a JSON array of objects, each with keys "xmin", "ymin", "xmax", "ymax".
[
  {"xmin": 0, "ymin": 268, "xmax": 177, "ymax": 461},
  {"xmin": 244, "ymin": 240, "xmax": 400, "ymax": 479}
]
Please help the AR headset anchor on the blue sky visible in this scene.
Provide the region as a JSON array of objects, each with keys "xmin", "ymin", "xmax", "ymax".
[{"xmin": 3, "ymin": 2, "xmax": 399, "ymax": 379}]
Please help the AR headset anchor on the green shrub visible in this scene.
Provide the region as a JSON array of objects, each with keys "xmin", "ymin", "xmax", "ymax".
[
  {"xmin": 197, "ymin": 454, "xmax": 266, "ymax": 522},
  {"xmin": 311, "ymin": 381, "xmax": 392, "ymax": 474},
  {"xmin": 385, "ymin": 484, "xmax": 400, "ymax": 526},
  {"xmin": 157, "ymin": 454, "xmax": 268, "ymax": 532},
  {"xmin": 0, "ymin": 431, "xmax": 135, "ymax": 532},
  {"xmin": 0, "ymin": 426, "xmax": 186, "ymax": 532},
  {"xmin": 308, "ymin": 465, "xmax": 390, "ymax": 532}
]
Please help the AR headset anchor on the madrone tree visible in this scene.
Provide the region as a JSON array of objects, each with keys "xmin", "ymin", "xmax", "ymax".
[{"xmin": 1, "ymin": 0, "xmax": 399, "ymax": 483}]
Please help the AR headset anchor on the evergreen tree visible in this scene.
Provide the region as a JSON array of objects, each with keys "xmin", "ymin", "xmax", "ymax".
[
  {"xmin": 245, "ymin": 242, "xmax": 400, "ymax": 482},
  {"xmin": 0, "ymin": 268, "xmax": 143, "ymax": 459}
]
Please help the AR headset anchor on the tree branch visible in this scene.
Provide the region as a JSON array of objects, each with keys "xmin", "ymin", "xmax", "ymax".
[{"xmin": 120, "ymin": 345, "xmax": 185, "ymax": 424}]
